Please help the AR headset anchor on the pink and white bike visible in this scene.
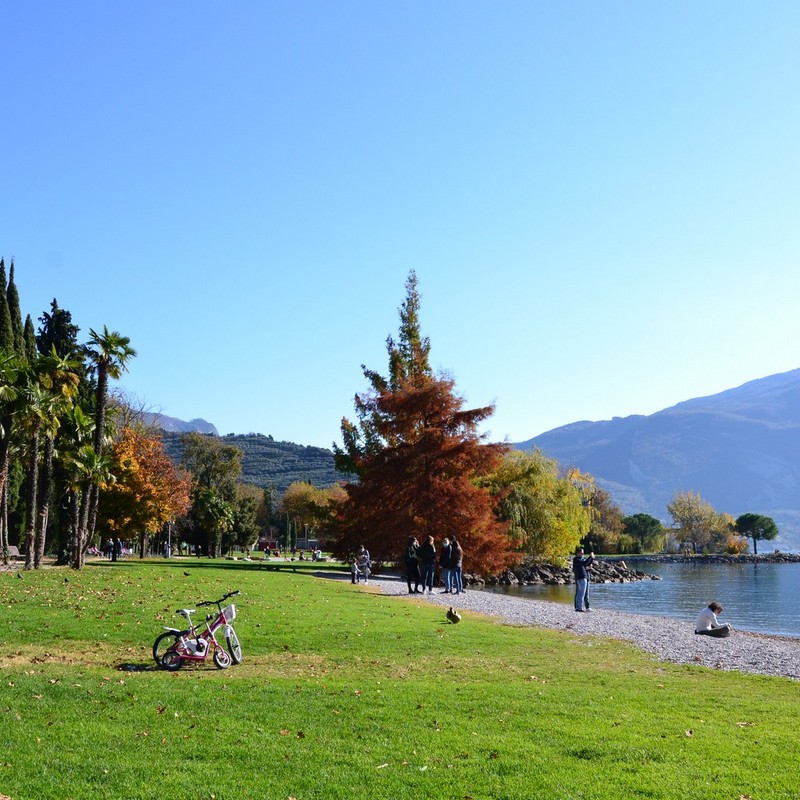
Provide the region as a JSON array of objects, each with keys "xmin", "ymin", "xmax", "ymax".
[{"xmin": 153, "ymin": 590, "xmax": 242, "ymax": 670}]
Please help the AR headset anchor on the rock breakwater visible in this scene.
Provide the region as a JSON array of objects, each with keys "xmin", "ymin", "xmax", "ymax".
[{"xmin": 468, "ymin": 557, "xmax": 659, "ymax": 589}]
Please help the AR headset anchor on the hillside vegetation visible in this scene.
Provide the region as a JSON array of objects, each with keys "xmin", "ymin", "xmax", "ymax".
[{"xmin": 160, "ymin": 430, "xmax": 340, "ymax": 494}]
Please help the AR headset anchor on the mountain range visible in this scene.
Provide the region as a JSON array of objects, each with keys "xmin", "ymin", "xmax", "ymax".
[{"xmin": 516, "ymin": 368, "xmax": 800, "ymax": 552}]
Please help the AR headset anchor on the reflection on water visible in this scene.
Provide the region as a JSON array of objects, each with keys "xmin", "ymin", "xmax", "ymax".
[{"xmin": 479, "ymin": 561, "xmax": 800, "ymax": 638}]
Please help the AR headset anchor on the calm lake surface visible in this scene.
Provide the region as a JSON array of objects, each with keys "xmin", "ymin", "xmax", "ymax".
[{"xmin": 479, "ymin": 560, "xmax": 800, "ymax": 638}]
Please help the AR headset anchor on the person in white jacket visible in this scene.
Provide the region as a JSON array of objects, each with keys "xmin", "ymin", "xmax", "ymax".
[{"xmin": 694, "ymin": 601, "xmax": 732, "ymax": 637}]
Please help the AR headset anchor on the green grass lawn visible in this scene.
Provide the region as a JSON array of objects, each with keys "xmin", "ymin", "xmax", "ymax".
[{"xmin": 1, "ymin": 559, "xmax": 798, "ymax": 799}]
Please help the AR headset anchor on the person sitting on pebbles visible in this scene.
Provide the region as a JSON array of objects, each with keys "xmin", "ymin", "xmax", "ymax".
[{"xmin": 694, "ymin": 601, "xmax": 732, "ymax": 637}]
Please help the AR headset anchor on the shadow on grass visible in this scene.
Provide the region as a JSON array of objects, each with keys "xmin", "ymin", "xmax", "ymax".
[
  {"xmin": 89, "ymin": 558, "xmax": 352, "ymax": 576},
  {"xmin": 118, "ymin": 662, "xmax": 159, "ymax": 672}
]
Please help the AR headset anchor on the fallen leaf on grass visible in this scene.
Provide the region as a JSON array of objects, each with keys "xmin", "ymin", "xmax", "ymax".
[
  {"xmin": 280, "ymin": 729, "xmax": 290, "ymax": 736},
  {"xmin": 736, "ymin": 722, "xmax": 754, "ymax": 728},
  {"xmin": 685, "ymin": 730, "xmax": 693, "ymax": 737},
  {"xmin": 296, "ymin": 731, "xmax": 305, "ymax": 739},
  {"xmin": 376, "ymin": 763, "xmax": 389, "ymax": 769}
]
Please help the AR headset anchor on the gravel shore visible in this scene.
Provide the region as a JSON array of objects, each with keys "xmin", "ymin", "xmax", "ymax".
[{"xmin": 355, "ymin": 574, "xmax": 800, "ymax": 681}]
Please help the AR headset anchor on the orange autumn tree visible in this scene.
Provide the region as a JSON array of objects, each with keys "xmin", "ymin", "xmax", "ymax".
[
  {"xmin": 97, "ymin": 427, "xmax": 191, "ymax": 556},
  {"xmin": 332, "ymin": 272, "xmax": 512, "ymax": 575}
]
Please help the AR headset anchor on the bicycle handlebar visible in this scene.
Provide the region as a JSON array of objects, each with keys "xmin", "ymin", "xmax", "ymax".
[{"xmin": 195, "ymin": 590, "xmax": 240, "ymax": 608}]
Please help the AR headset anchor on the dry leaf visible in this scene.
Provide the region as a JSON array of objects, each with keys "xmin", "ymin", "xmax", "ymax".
[
  {"xmin": 685, "ymin": 730, "xmax": 693, "ymax": 737},
  {"xmin": 296, "ymin": 731, "xmax": 305, "ymax": 739},
  {"xmin": 280, "ymin": 729, "xmax": 290, "ymax": 736},
  {"xmin": 736, "ymin": 722, "xmax": 754, "ymax": 728}
]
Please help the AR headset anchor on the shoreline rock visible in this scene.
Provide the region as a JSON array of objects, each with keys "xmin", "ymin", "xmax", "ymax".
[{"xmin": 473, "ymin": 557, "xmax": 660, "ymax": 589}]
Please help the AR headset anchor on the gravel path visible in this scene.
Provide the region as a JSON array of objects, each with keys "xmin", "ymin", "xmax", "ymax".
[{"xmin": 348, "ymin": 573, "xmax": 800, "ymax": 681}]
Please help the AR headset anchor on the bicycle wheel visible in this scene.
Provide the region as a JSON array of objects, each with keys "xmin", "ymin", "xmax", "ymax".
[
  {"xmin": 153, "ymin": 631, "xmax": 185, "ymax": 667},
  {"xmin": 213, "ymin": 646, "xmax": 232, "ymax": 669},
  {"xmin": 161, "ymin": 648, "xmax": 184, "ymax": 671},
  {"xmin": 226, "ymin": 628, "xmax": 243, "ymax": 664}
]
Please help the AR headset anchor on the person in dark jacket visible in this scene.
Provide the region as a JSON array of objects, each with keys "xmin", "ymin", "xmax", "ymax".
[
  {"xmin": 418, "ymin": 535, "xmax": 437, "ymax": 594},
  {"xmin": 405, "ymin": 537, "xmax": 422, "ymax": 594},
  {"xmin": 439, "ymin": 537, "xmax": 453, "ymax": 593},
  {"xmin": 450, "ymin": 536, "xmax": 464, "ymax": 594},
  {"xmin": 572, "ymin": 546, "xmax": 594, "ymax": 611}
]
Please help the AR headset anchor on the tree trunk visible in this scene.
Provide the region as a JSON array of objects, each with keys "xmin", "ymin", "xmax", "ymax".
[
  {"xmin": 71, "ymin": 481, "xmax": 93, "ymax": 570},
  {"xmin": 0, "ymin": 417, "xmax": 12, "ymax": 564},
  {"xmin": 0, "ymin": 479, "xmax": 7, "ymax": 566},
  {"xmin": 24, "ymin": 421, "xmax": 41, "ymax": 570},
  {"xmin": 34, "ymin": 433, "xmax": 55, "ymax": 569}
]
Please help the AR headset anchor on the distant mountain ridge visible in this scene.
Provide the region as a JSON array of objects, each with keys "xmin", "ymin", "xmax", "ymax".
[
  {"xmin": 516, "ymin": 368, "xmax": 800, "ymax": 551},
  {"xmin": 147, "ymin": 413, "xmax": 218, "ymax": 435}
]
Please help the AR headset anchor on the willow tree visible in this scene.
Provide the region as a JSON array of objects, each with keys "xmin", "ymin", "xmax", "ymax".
[
  {"xmin": 483, "ymin": 448, "xmax": 590, "ymax": 563},
  {"xmin": 333, "ymin": 272, "xmax": 511, "ymax": 575}
]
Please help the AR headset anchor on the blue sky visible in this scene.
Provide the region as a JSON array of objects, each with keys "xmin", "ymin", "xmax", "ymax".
[{"xmin": 2, "ymin": 2, "xmax": 799, "ymax": 448}]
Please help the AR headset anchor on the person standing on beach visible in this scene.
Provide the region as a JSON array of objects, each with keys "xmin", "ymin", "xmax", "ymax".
[
  {"xmin": 572, "ymin": 546, "xmax": 594, "ymax": 611},
  {"xmin": 418, "ymin": 535, "xmax": 437, "ymax": 594},
  {"xmin": 695, "ymin": 602, "xmax": 732, "ymax": 637},
  {"xmin": 405, "ymin": 537, "xmax": 422, "ymax": 594}
]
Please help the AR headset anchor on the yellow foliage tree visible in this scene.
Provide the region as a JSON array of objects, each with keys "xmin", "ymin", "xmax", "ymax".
[
  {"xmin": 485, "ymin": 449, "xmax": 590, "ymax": 562},
  {"xmin": 98, "ymin": 427, "xmax": 191, "ymax": 556}
]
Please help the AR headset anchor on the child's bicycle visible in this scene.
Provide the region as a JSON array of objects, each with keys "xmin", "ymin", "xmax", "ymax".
[{"xmin": 153, "ymin": 590, "xmax": 242, "ymax": 671}]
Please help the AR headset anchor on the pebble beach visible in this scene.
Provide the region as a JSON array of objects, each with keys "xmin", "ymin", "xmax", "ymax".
[{"xmin": 358, "ymin": 574, "xmax": 800, "ymax": 681}]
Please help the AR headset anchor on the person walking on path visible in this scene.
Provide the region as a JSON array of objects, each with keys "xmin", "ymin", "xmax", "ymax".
[
  {"xmin": 572, "ymin": 546, "xmax": 594, "ymax": 611},
  {"xmin": 418, "ymin": 535, "xmax": 437, "ymax": 594},
  {"xmin": 450, "ymin": 536, "xmax": 464, "ymax": 594},
  {"xmin": 439, "ymin": 537, "xmax": 453, "ymax": 593},
  {"xmin": 695, "ymin": 602, "xmax": 732, "ymax": 637},
  {"xmin": 405, "ymin": 537, "xmax": 422, "ymax": 594}
]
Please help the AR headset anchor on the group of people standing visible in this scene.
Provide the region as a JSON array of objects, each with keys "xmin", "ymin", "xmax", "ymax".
[{"xmin": 404, "ymin": 534, "xmax": 464, "ymax": 595}]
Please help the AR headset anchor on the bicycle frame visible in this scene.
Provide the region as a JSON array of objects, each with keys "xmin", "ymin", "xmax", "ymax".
[{"xmin": 155, "ymin": 590, "xmax": 241, "ymax": 670}]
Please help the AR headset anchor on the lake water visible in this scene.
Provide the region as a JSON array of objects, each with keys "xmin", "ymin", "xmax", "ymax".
[{"xmin": 479, "ymin": 560, "xmax": 800, "ymax": 638}]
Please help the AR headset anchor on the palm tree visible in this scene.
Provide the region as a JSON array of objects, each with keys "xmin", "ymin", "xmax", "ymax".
[
  {"xmin": 76, "ymin": 327, "xmax": 136, "ymax": 565},
  {"xmin": 58, "ymin": 405, "xmax": 95, "ymax": 566},
  {"xmin": 18, "ymin": 351, "xmax": 81, "ymax": 569},
  {"xmin": 32, "ymin": 350, "xmax": 80, "ymax": 568},
  {"xmin": 68, "ymin": 446, "xmax": 113, "ymax": 569}
]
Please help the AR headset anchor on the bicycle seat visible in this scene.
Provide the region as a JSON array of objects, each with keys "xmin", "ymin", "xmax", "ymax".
[{"xmin": 176, "ymin": 608, "xmax": 196, "ymax": 617}]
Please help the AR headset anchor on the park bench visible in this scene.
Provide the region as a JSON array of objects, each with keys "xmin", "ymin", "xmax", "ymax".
[{"xmin": 6, "ymin": 545, "xmax": 21, "ymax": 561}]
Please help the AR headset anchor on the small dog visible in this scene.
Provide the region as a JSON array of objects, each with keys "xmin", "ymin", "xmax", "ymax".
[{"xmin": 446, "ymin": 606, "xmax": 461, "ymax": 624}]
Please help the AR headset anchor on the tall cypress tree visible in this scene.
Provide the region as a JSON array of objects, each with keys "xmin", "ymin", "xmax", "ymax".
[
  {"xmin": 0, "ymin": 260, "xmax": 14, "ymax": 353},
  {"xmin": 6, "ymin": 261, "xmax": 24, "ymax": 357},
  {"xmin": 23, "ymin": 316, "xmax": 36, "ymax": 362}
]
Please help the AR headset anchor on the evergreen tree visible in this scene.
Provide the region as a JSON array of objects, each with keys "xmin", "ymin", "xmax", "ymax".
[
  {"xmin": 6, "ymin": 260, "xmax": 24, "ymax": 357},
  {"xmin": 23, "ymin": 315, "xmax": 36, "ymax": 362},
  {"xmin": 0, "ymin": 260, "xmax": 14, "ymax": 352},
  {"xmin": 36, "ymin": 299, "xmax": 81, "ymax": 359}
]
